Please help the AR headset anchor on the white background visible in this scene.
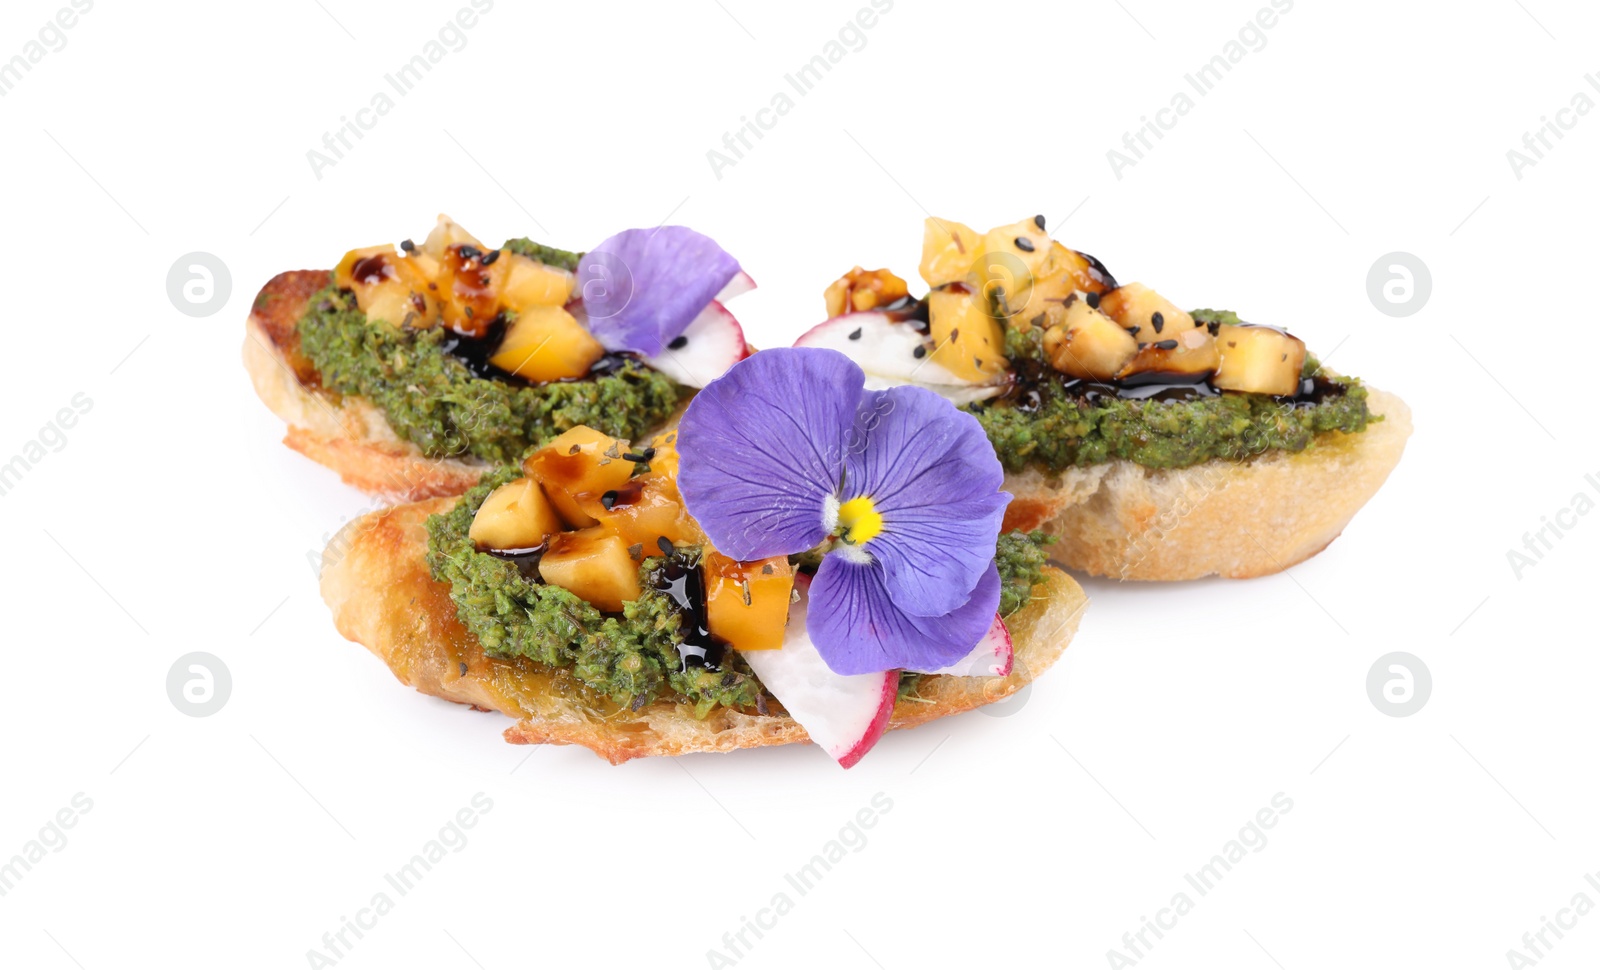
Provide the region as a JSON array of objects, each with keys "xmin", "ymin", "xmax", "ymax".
[{"xmin": 1, "ymin": 0, "xmax": 1595, "ymax": 967}]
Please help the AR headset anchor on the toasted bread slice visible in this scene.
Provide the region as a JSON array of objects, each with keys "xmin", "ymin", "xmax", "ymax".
[
  {"xmin": 1001, "ymin": 386, "xmax": 1412, "ymax": 580},
  {"xmin": 244, "ymin": 270, "xmax": 487, "ymax": 501},
  {"xmin": 244, "ymin": 270, "xmax": 695, "ymax": 501},
  {"xmin": 320, "ymin": 498, "xmax": 1088, "ymax": 764}
]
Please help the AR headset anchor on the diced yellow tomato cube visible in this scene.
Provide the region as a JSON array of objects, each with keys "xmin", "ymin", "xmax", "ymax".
[
  {"xmin": 435, "ymin": 244, "xmax": 507, "ymax": 336},
  {"xmin": 523, "ymin": 427, "xmax": 638, "ymax": 527},
  {"xmin": 489, "ymin": 305, "xmax": 605, "ymax": 383},
  {"xmin": 919, "ymin": 217, "xmax": 982, "ymax": 288},
  {"xmin": 926, "ymin": 288, "xmax": 1007, "ymax": 382},
  {"xmin": 576, "ymin": 480, "xmax": 704, "ymax": 550},
  {"xmin": 703, "ymin": 551, "xmax": 794, "ymax": 652},
  {"xmin": 420, "ymin": 214, "xmax": 483, "ymax": 260},
  {"xmin": 501, "ymin": 253, "xmax": 575, "ymax": 308},
  {"xmin": 334, "ymin": 245, "xmax": 394, "ymax": 290},
  {"xmin": 823, "ymin": 266, "xmax": 910, "ymax": 318},
  {"xmin": 538, "ymin": 528, "xmax": 643, "ymax": 612},
  {"xmin": 467, "ymin": 477, "xmax": 563, "ymax": 551},
  {"xmin": 639, "ymin": 432, "xmax": 681, "ymax": 485}
]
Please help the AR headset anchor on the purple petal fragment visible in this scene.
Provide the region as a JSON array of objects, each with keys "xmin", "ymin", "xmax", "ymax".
[
  {"xmin": 677, "ymin": 348, "xmax": 864, "ymax": 561},
  {"xmin": 576, "ymin": 226, "xmax": 741, "ymax": 356},
  {"xmin": 807, "ymin": 556, "xmax": 1001, "ymax": 676},
  {"xmin": 843, "ymin": 386, "xmax": 1009, "ymax": 617}
]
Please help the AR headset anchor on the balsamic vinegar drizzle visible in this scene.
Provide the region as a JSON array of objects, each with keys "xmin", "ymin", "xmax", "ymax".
[
  {"xmin": 649, "ymin": 554, "xmax": 727, "ymax": 672},
  {"xmin": 438, "ymin": 313, "xmax": 636, "ymax": 387},
  {"xmin": 486, "ymin": 544, "xmax": 547, "ymax": 581},
  {"xmin": 486, "ymin": 541, "xmax": 727, "ymax": 674}
]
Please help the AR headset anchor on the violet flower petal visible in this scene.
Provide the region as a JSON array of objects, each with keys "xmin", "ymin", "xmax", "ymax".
[
  {"xmin": 576, "ymin": 226, "xmax": 741, "ymax": 356},
  {"xmin": 842, "ymin": 385, "xmax": 1009, "ymax": 617},
  {"xmin": 807, "ymin": 556, "xmax": 1001, "ymax": 676},
  {"xmin": 677, "ymin": 348, "xmax": 864, "ymax": 561}
]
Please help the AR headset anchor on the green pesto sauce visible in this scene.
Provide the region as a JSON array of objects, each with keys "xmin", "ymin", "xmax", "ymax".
[
  {"xmin": 295, "ymin": 285, "xmax": 680, "ymax": 466},
  {"xmin": 970, "ymin": 313, "xmax": 1375, "ymax": 474},
  {"xmin": 996, "ymin": 529, "xmax": 1053, "ymax": 617},
  {"xmin": 502, "ymin": 237, "xmax": 582, "ymax": 273},
  {"xmin": 1191, "ymin": 308, "xmax": 1242, "ymax": 328},
  {"xmin": 427, "ymin": 470, "xmax": 763, "ymax": 716},
  {"xmin": 427, "ymin": 474, "xmax": 1055, "ymax": 715}
]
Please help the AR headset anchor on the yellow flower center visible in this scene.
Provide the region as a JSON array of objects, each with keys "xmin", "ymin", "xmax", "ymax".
[{"xmin": 836, "ymin": 496, "xmax": 884, "ymax": 546}]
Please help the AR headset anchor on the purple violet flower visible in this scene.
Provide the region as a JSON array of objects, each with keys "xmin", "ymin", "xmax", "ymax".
[
  {"xmin": 576, "ymin": 226, "xmax": 741, "ymax": 356},
  {"xmin": 677, "ymin": 348, "xmax": 1009, "ymax": 675}
]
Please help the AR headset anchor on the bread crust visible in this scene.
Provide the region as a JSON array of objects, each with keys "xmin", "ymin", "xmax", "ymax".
[
  {"xmin": 1000, "ymin": 386, "xmax": 1412, "ymax": 580},
  {"xmin": 320, "ymin": 499, "xmax": 1088, "ymax": 764},
  {"xmin": 243, "ymin": 270, "xmax": 488, "ymax": 501}
]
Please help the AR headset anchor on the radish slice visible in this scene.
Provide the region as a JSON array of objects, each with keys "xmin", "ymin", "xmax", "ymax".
[
  {"xmin": 641, "ymin": 300, "xmax": 751, "ymax": 388},
  {"xmin": 716, "ymin": 270, "xmax": 757, "ymax": 304},
  {"xmin": 793, "ymin": 312, "xmax": 1007, "ymax": 406},
  {"xmin": 903, "ymin": 615, "xmax": 1013, "ymax": 677},
  {"xmin": 740, "ymin": 575, "xmax": 897, "ymax": 768}
]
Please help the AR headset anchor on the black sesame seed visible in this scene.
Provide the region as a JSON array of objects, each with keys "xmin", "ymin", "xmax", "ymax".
[
  {"xmin": 459, "ymin": 662, "xmax": 468, "ymax": 676},
  {"xmin": 1033, "ymin": 214, "xmax": 1046, "ymax": 231},
  {"xmin": 848, "ymin": 327, "xmax": 863, "ymax": 340},
  {"xmin": 1153, "ymin": 339, "xmax": 1178, "ymax": 350},
  {"xmin": 400, "ymin": 239, "xmax": 416, "ymax": 252},
  {"xmin": 601, "ymin": 490, "xmax": 619, "ymax": 511},
  {"xmin": 657, "ymin": 536, "xmax": 674, "ymax": 556},
  {"xmin": 621, "ymin": 451, "xmax": 650, "ymax": 463},
  {"xmin": 481, "ymin": 249, "xmax": 500, "ymax": 265},
  {"xmin": 1085, "ymin": 291, "xmax": 1101, "ymax": 309},
  {"xmin": 1151, "ymin": 312, "xmax": 1165, "ymax": 334},
  {"xmin": 1208, "ymin": 321, "xmax": 1221, "ymax": 336},
  {"xmin": 1125, "ymin": 326, "xmax": 1140, "ymax": 337},
  {"xmin": 1014, "ymin": 237, "xmax": 1036, "ymax": 252},
  {"xmin": 668, "ymin": 335, "xmax": 689, "ymax": 350},
  {"xmin": 913, "ymin": 346, "xmax": 927, "ymax": 359},
  {"xmin": 459, "ymin": 245, "xmax": 481, "ymax": 260}
]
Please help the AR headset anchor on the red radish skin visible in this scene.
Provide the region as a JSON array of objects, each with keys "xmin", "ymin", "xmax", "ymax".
[
  {"xmin": 835, "ymin": 674, "xmax": 898, "ymax": 769},
  {"xmin": 741, "ymin": 573, "xmax": 898, "ymax": 767},
  {"xmin": 643, "ymin": 300, "xmax": 751, "ymax": 387}
]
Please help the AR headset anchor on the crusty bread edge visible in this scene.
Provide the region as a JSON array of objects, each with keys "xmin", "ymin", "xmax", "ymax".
[
  {"xmin": 243, "ymin": 271, "xmax": 488, "ymax": 501},
  {"xmin": 1000, "ymin": 386, "xmax": 1413, "ymax": 580},
  {"xmin": 320, "ymin": 498, "xmax": 1088, "ymax": 765}
]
